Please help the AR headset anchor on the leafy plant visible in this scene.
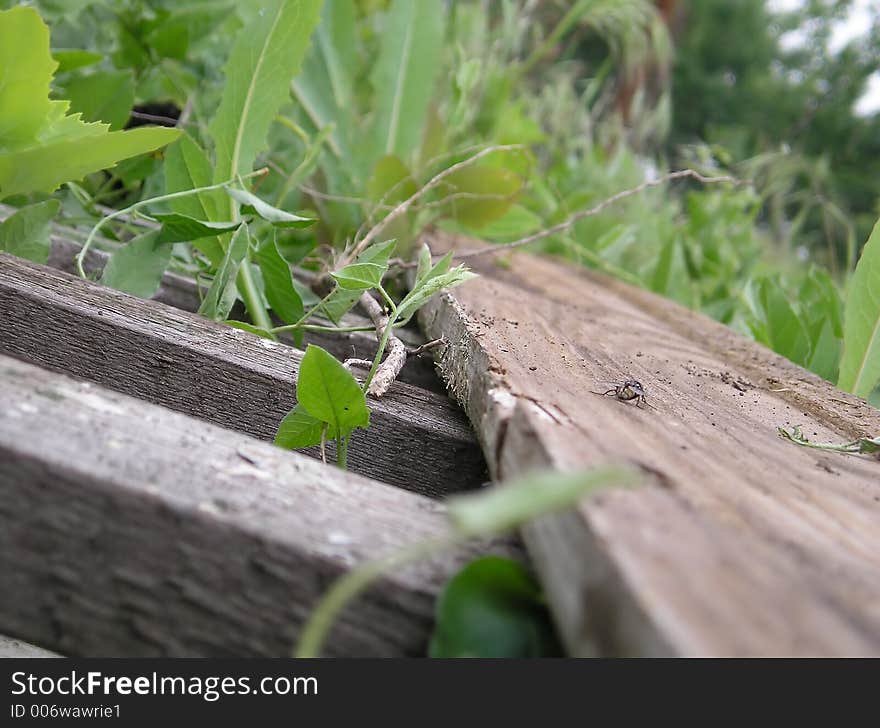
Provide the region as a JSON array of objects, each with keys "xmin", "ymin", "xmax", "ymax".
[
  {"xmin": 838, "ymin": 219, "xmax": 880, "ymax": 398},
  {"xmin": 0, "ymin": 5, "xmax": 180, "ymax": 201}
]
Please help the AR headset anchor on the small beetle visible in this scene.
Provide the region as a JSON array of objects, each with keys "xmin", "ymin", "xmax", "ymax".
[{"xmin": 596, "ymin": 379, "xmax": 652, "ymax": 408}]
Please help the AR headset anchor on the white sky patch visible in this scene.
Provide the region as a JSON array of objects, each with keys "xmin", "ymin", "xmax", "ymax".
[{"xmin": 768, "ymin": 0, "xmax": 880, "ymax": 115}]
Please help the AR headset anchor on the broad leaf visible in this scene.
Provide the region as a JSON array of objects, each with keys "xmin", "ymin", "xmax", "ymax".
[
  {"xmin": 436, "ymin": 165, "xmax": 523, "ymax": 228},
  {"xmin": 0, "ymin": 7, "xmax": 180, "ymax": 200},
  {"xmin": 163, "ymin": 135, "xmax": 224, "ymax": 265},
  {"xmin": 296, "ymin": 344, "xmax": 370, "ymax": 438},
  {"xmin": 0, "ymin": 126, "xmax": 179, "ymax": 200},
  {"xmin": 0, "ymin": 199, "xmax": 59, "ymax": 264},
  {"xmin": 275, "ymin": 403, "xmax": 325, "ymax": 449},
  {"xmin": 100, "ymin": 230, "xmax": 172, "ymax": 299},
  {"xmin": 429, "ymin": 557, "xmax": 562, "ymax": 658},
  {"xmin": 369, "ymin": 0, "xmax": 445, "ymax": 162},
  {"xmin": 320, "ymin": 287, "xmax": 363, "ymax": 325},
  {"xmin": 291, "ymin": 0, "xmax": 357, "ymax": 161},
  {"xmin": 759, "ymin": 278, "xmax": 810, "ymax": 367},
  {"xmin": 152, "ymin": 213, "xmax": 241, "ymax": 244},
  {"xmin": 256, "ymin": 232, "xmax": 304, "ymax": 324},
  {"xmin": 839, "ymin": 219, "xmax": 880, "ymax": 397},
  {"xmin": 227, "ymin": 188, "xmax": 317, "ymax": 228},
  {"xmin": 330, "ymin": 240, "xmax": 397, "ymax": 291},
  {"xmin": 209, "ymin": 0, "xmax": 322, "ymax": 218},
  {"xmin": 61, "ymin": 69, "xmax": 135, "ymax": 130},
  {"xmin": 0, "ymin": 6, "xmax": 54, "ymax": 148},
  {"xmin": 198, "ymin": 224, "xmax": 250, "ymax": 320},
  {"xmin": 52, "ymin": 49, "xmax": 103, "ymax": 73}
]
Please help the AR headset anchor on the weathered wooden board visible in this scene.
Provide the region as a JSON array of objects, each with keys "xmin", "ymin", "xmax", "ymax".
[
  {"xmin": 0, "ymin": 634, "xmax": 59, "ymax": 658},
  {"xmin": 420, "ymin": 231, "xmax": 880, "ymax": 657},
  {"xmin": 0, "ymin": 253, "xmax": 486, "ymax": 496},
  {"xmin": 0, "ymin": 355, "xmax": 516, "ymax": 657}
]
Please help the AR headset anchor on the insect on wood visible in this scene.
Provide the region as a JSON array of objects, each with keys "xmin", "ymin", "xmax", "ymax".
[{"xmin": 595, "ymin": 379, "xmax": 652, "ymax": 408}]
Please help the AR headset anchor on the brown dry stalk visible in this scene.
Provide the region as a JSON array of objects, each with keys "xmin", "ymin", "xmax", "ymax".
[{"xmin": 354, "ymin": 292, "xmax": 406, "ymax": 398}]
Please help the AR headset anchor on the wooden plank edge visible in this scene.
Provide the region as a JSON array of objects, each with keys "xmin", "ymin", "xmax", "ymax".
[
  {"xmin": 0, "ymin": 355, "xmax": 519, "ymax": 657},
  {"xmin": 0, "ymin": 253, "xmax": 487, "ymax": 497}
]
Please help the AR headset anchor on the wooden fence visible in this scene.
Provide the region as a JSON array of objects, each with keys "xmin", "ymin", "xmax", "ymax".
[{"xmin": 1, "ymin": 220, "xmax": 878, "ymax": 656}]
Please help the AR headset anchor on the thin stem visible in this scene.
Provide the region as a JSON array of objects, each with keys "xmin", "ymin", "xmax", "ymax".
[
  {"xmin": 237, "ymin": 262, "xmax": 272, "ymax": 331},
  {"xmin": 294, "ymin": 534, "xmax": 459, "ymax": 658},
  {"xmin": 75, "ymin": 168, "xmax": 268, "ymax": 278},
  {"xmin": 361, "ymin": 292, "xmax": 398, "ymax": 394},
  {"xmin": 336, "ymin": 436, "xmax": 349, "ymax": 470}
]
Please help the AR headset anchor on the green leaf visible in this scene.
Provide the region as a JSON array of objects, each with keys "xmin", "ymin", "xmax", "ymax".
[
  {"xmin": 152, "ymin": 213, "xmax": 241, "ymax": 244},
  {"xmin": 0, "ymin": 199, "xmax": 59, "ymax": 264},
  {"xmin": 329, "ymin": 239, "xmax": 397, "ymax": 292},
  {"xmin": 320, "ymin": 287, "xmax": 363, "ymax": 325},
  {"xmin": 759, "ymin": 278, "xmax": 810, "ymax": 366},
  {"xmin": 256, "ymin": 232, "xmax": 304, "ymax": 324},
  {"xmin": 446, "ymin": 467, "xmax": 640, "ymax": 538},
  {"xmin": 437, "ymin": 165, "xmax": 523, "ymax": 228},
  {"xmin": 226, "ymin": 188, "xmax": 317, "ymax": 229},
  {"xmin": 396, "ymin": 260, "xmax": 477, "ymax": 324},
  {"xmin": 0, "ymin": 126, "xmax": 180, "ymax": 200},
  {"xmin": 163, "ymin": 134, "xmax": 224, "ymax": 265},
  {"xmin": 369, "ymin": 0, "xmax": 446, "ymax": 162},
  {"xmin": 0, "ymin": 6, "xmax": 55, "ymax": 149},
  {"xmin": 52, "ymin": 49, "xmax": 103, "ymax": 74},
  {"xmin": 100, "ymin": 230, "xmax": 171, "ymax": 299},
  {"xmin": 275, "ymin": 403, "xmax": 325, "ymax": 449},
  {"xmin": 839, "ymin": 219, "xmax": 880, "ymax": 397},
  {"xmin": 479, "ymin": 204, "xmax": 543, "ymax": 240},
  {"xmin": 226, "ymin": 320, "xmax": 275, "ymax": 340},
  {"xmin": 209, "ymin": 0, "xmax": 322, "ymax": 218},
  {"xmin": 296, "ymin": 344, "xmax": 370, "ymax": 439},
  {"xmin": 291, "ymin": 0, "xmax": 357, "ymax": 162},
  {"xmin": 807, "ymin": 317, "xmax": 841, "ymax": 382},
  {"xmin": 276, "ymin": 236, "xmax": 317, "ymax": 267},
  {"xmin": 429, "ymin": 557, "xmax": 562, "ymax": 658},
  {"xmin": 60, "ymin": 69, "xmax": 135, "ymax": 130},
  {"xmin": 0, "ymin": 7, "xmax": 180, "ymax": 200},
  {"xmin": 198, "ymin": 224, "xmax": 250, "ymax": 321}
]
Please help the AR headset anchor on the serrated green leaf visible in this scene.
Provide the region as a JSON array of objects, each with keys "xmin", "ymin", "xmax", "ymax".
[
  {"xmin": 61, "ymin": 69, "xmax": 135, "ymax": 130},
  {"xmin": 198, "ymin": 224, "xmax": 250, "ymax": 321},
  {"xmin": 429, "ymin": 557, "xmax": 562, "ymax": 658},
  {"xmin": 370, "ymin": 0, "xmax": 445, "ymax": 162},
  {"xmin": 100, "ymin": 230, "xmax": 172, "ymax": 299},
  {"xmin": 0, "ymin": 7, "xmax": 54, "ymax": 149},
  {"xmin": 209, "ymin": 0, "xmax": 322, "ymax": 218},
  {"xmin": 0, "ymin": 199, "xmax": 59, "ymax": 264},
  {"xmin": 256, "ymin": 232, "xmax": 304, "ymax": 324},
  {"xmin": 226, "ymin": 187, "xmax": 317, "ymax": 228},
  {"xmin": 0, "ymin": 7, "xmax": 180, "ymax": 200},
  {"xmin": 152, "ymin": 213, "xmax": 241, "ymax": 244},
  {"xmin": 839, "ymin": 219, "xmax": 880, "ymax": 397},
  {"xmin": 296, "ymin": 344, "xmax": 370, "ymax": 438},
  {"xmin": 0, "ymin": 126, "xmax": 180, "ymax": 200},
  {"xmin": 274, "ymin": 403, "xmax": 325, "ymax": 449}
]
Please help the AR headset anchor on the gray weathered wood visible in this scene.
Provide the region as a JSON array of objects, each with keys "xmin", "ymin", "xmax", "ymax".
[
  {"xmin": 0, "ymin": 355, "xmax": 516, "ymax": 657},
  {"xmin": 420, "ymin": 231, "xmax": 880, "ymax": 657},
  {"xmin": 0, "ymin": 253, "xmax": 486, "ymax": 496},
  {"xmin": 0, "ymin": 635, "xmax": 60, "ymax": 658}
]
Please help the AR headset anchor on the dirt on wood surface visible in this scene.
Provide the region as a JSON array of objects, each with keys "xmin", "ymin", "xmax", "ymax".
[{"xmin": 419, "ymin": 231, "xmax": 880, "ymax": 657}]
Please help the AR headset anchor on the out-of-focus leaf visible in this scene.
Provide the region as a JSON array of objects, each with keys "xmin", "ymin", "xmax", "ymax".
[
  {"xmin": 256, "ymin": 231, "xmax": 304, "ymax": 324},
  {"xmin": 100, "ymin": 230, "xmax": 171, "ymax": 298},
  {"xmin": 0, "ymin": 199, "xmax": 59, "ymax": 264},
  {"xmin": 227, "ymin": 187, "xmax": 317, "ymax": 228},
  {"xmin": 429, "ymin": 557, "xmax": 562, "ymax": 658}
]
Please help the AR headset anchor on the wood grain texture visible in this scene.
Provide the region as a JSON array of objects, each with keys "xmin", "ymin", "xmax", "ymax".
[
  {"xmin": 419, "ymin": 231, "xmax": 880, "ymax": 657},
  {"xmin": 0, "ymin": 253, "xmax": 486, "ymax": 496},
  {"xmin": 0, "ymin": 355, "xmax": 516, "ymax": 657}
]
